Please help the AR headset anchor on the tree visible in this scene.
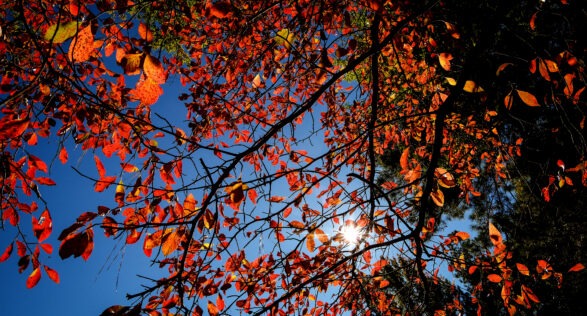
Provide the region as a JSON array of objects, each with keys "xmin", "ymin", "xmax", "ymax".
[{"xmin": 0, "ymin": 0, "xmax": 585, "ymax": 315}]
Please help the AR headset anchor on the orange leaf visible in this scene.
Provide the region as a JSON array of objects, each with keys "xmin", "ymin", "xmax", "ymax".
[
  {"xmin": 143, "ymin": 55, "xmax": 166, "ymax": 84},
  {"xmin": 44, "ymin": 265, "xmax": 60, "ymax": 284},
  {"xmin": 463, "ymin": 80, "xmax": 484, "ymax": 93},
  {"xmin": 516, "ymin": 90, "xmax": 540, "ymax": 107},
  {"xmin": 496, "ymin": 63, "xmax": 513, "ymax": 76},
  {"xmin": 208, "ymin": 301, "xmax": 219, "ymax": 316},
  {"xmin": 522, "ymin": 285, "xmax": 540, "ymax": 303},
  {"xmin": 0, "ymin": 117, "xmax": 29, "ymax": 139},
  {"xmin": 290, "ymin": 220, "xmax": 305, "ymax": 229},
  {"xmin": 400, "ymin": 147, "xmax": 409, "ymax": 170},
  {"xmin": 183, "ymin": 193, "xmax": 197, "ymax": 214},
  {"xmin": 208, "ymin": 2, "xmax": 232, "ymax": 19},
  {"xmin": 314, "ymin": 228, "xmax": 329, "ymax": 243},
  {"xmin": 438, "ymin": 53, "xmax": 453, "ymax": 71},
  {"xmin": 454, "ymin": 231, "xmax": 470, "ymax": 241},
  {"xmin": 435, "ymin": 168, "xmax": 456, "ymax": 188},
  {"xmin": 306, "ymin": 232, "xmax": 316, "ymax": 252},
  {"xmin": 516, "ymin": 263, "xmax": 530, "ymax": 276},
  {"xmin": 488, "ymin": 222, "xmax": 503, "ymax": 246},
  {"xmin": 26, "ymin": 267, "xmax": 42, "ymax": 288},
  {"xmin": 247, "ymin": 188, "xmax": 258, "ymax": 204},
  {"xmin": 68, "ymin": 25, "xmax": 94, "ymax": 63},
  {"xmin": 225, "ymin": 180, "xmax": 247, "ymax": 210},
  {"xmin": 487, "ymin": 274, "xmax": 503, "ymax": 283},
  {"xmin": 504, "ymin": 93, "xmax": 513, "ymax": 110},
  {"xmin": 138, "ymin": 22, "xmax": 153, "ymax": 42},
  {"xmin": 131, "ymin": 76, "xmax": 163, "ymax": 106},
  {"xmin": 161, "ymin": 229, "xmax": 180, "ymax": 256},
  {"xmin": 568, "ymin": 263, "xmax": 585, "ymax": 272},
  {"xmin": 268, "ymin": 196, "xmax": 285, "ymax": 203}
]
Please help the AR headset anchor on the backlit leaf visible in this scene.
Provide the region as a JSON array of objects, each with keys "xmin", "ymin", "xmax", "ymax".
[
  {"xmin": 120, "ymin": 53, "xmax": 143, "ymax": 75},
  {"xmin": 94, "ymin": 176, "xmax": 117, "ymax": 192},
  {"xmin": 489, "ymin": 222, "xmax": 503, "ymax": 246},
  {"xmin": 275, "ymin": 28, "xmax": 296, "ymax": 49},
  {"xmin": 568, "ymin": 263, "xmax": 585, "ymax": 272},
  {"xmin": 0, "ymin": 243, "xmax": 13, "ymax": 262},
  {"xmin": 32, "ymin": 209, "xmax": 52, "ymax": 243},
  {"xmin": 438, "ymin": 53, "xmax": 452, "ymax": 71},
  {"xmin": 516, "ymin": 263, "xmax": 530, "ymax": 276},
  {"xmin": 315, "ymin": 228, "xmax": 329, "ymax": 243},
  {"xmin": 131, "ymin": 76, "xmax": 163, "ymax": 106},
  {"xmin": 431, "ymin": 189, "xmax": 444, "ymax": 207},
  {"xmin": 68, "ymin": 25, "xmax": 94, "ymax": 62},
  {"xmin": 516, "ymin": 90, "xmax": 540, "ymax": 107},
  {"xmin": 26, "ymin": 267, "xmax": 41, "ymax": 288},
  {"xmin": 44, "ymin": 265, "xmax": 60, "ymax": 284},
  {"xmin": 138, "ymin": 22, "xmax": 153, "ymax": 42},
  {"xmin": 94, "ymin": 155, "xmax": 106, "ymax": 178},
  {"xmin": 43, "ymin": 21, "xmax": 80, "ymax": 43},
  {"xmin": 454, "ymin": 231, "xmax": 470, "ymax": 241},
  {"xmin": 463, "ymin": 80, "xmax": 484, "ymax": 93},
  {"xmin": 290, "ymin": 221, "xmax": 305, "ymax": 229},
  {"xmin": 143, "ymin": 55, "xmax": 166, "ymax": 84},
  {"xmin": 161, "ymin": 229, "xmax": 181, "ymax": 256},
  {"xmin": 306, "ymin": 232, "xmax": 316, "ymax": 252},
  {"xmin": 487, "ymin": 274, "xmax": 502, "ymax": 283}
]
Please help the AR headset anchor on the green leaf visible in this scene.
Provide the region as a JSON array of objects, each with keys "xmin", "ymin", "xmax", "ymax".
[{"xmin": 44, "ymin": 21, "xmax": 80, "ymax": 43}]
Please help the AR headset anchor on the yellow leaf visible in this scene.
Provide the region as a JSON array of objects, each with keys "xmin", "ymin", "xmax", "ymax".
[
  {"xmin": 463, "ymin": 80, "xmax": 484, "ymax": 93},
  {"xmin": 445, "ymin": 77, "xmax": 457, "ymax": 86},
  {"xmin": 431, "ymin": 189, "xmax": 444, "ymax": 207},
  {"xmin": 44, "ymin": 21, "xmax": 80, "ymax": 43},
  {"xmin": 438, "ymin": 53, "xmax": 453, "ymax": 71},
  {"xmin": 143, "ymin": 54, "xmax": 166, "ymax": 84},
  {"xmin": 274, "ymin": 28, "xmax": 296, "ymax": 49},
  {"xmin": 488, "ymin": 222, "xmax": 503, "ymax": 246},
  {"xmin": 120, "ymin": 53, "xmax": 143, "ymax": 75},
  {"xmin": 516, "ymin": 90, "xmax": 540, "ymax": 107}
]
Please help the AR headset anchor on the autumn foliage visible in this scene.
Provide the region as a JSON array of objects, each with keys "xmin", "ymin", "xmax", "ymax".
[{"xmin": 1, "ymin": 0, "xmax": 586, "ymax": 315}]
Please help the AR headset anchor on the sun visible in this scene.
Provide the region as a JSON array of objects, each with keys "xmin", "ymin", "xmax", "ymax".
[{"xmin": 340, "ymin": 224, "xmax": 362, "ymax": 244}]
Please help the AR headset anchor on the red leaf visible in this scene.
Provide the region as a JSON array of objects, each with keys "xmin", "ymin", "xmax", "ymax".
[
  {"xmin": 247, "ymin": 188, "xmax": 258, "ymax": 204},
  {"xmin": 208, "ymin": 2, "xmax": 232, "ymax": 19},
  {"xmin": 94, "ymin": 176, "xmax": 117, "ymax": 192},
  {"xmin": 94, "ymin": 155, "xmax": 107, "ymax": 179},
  {"xmin": 290, "ymin": 221, "xmax": 305, "ymax": 229},
  {"xmin": 102, "ymin": 216, "xmax": 118, "ymax": 237},
  {"xmin": 29, "ymin": 155, "xmax": 48, "ymax": 173},
  {"xmin": 26, "ymin": 267, "xmax": 41, "ymax": 288},
  {"xmin": 0, "ymin": 118, "xmax": 30, "ymax": 139},
  {"xmin": 568, "ymin": 263, "xmax": 585, "ymax": 272},
  {"xmin": 16, "ymin": 240, "xmax": 26, "ymax": 257},
  {"xmin": 59, "ymin": 147, "xmax": 68, "ymax": 164},
  {"xmin": 0, "ymin": 243, "xmax": 13, "ymax": 262},
  {"xmin": 32, "ymin": 209, "xmax": 52, "ymax": 243},
  {"xmin": 44, "ymin": 265, "xmax": 60, "ymax": 283},
  {"xmin": 40, "ymin": 243, "xmax": 53, "ymax": 254},
  {"xmin": 267, "ymin": 196, "xmax": 285, "ymax": 203},
  {"xmin": 36, "ymin": 177, "xmax": 56, "ymax": 186},
  {"xmin": 208, "ymin": 301, "xmax": 219, "ymax": 316}
]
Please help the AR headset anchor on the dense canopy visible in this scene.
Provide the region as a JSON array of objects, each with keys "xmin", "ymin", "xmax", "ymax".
[{"xmin": 1, "ymin": 0, "xmax": 586, "ymax": 315}]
